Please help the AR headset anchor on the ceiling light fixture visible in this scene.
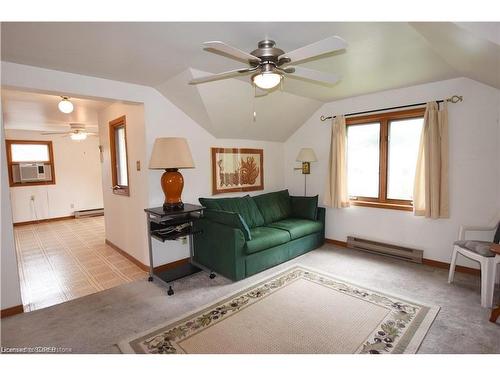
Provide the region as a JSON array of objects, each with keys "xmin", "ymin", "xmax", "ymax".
[
  {"xmin": 70, "ymin": 131, "xmax": 87, "ymax": 141},
  {"xmin": 58, "ymin": 96, "xmax": 74, "ymax": 114},
  {"xmin": 252, "ymin": 71, "xmax": 282, "ymax": 90}
]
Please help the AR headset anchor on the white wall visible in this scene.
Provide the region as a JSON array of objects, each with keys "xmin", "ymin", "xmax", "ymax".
[
  {"xmin": 285, "ymin": 77, "xmax": 500, "ymax": 268},
  {"xmin": 1, "ymin": 105, "xmax": 23, "ymax": 310},
  {"xmin": 1, "ymin": 62, "xmax": 286, "ymax": 270},
  {"xmin": 97, "ymin": 102, "xmax": 149, "ymax": 266},
  {"xmin": 6, "ymin": 130, "xmax": 103, "ymax": 223}
]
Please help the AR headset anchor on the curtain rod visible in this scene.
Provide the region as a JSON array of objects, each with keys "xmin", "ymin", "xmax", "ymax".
[{"xmin": 320, "ymin": 95, "xmax": 463, "ymax": 122}]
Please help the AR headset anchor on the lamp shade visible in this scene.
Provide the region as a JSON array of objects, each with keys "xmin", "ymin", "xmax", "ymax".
[
  {"xmin": 149, "ymin": 137, "xmax": 195, "ymax": 169},
  {"xmin": 296, "ymin": 148, "xmax": 318, "ymax": 162}
]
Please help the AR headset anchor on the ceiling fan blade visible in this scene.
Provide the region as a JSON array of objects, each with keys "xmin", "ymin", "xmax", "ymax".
[
  {"xmin": 189, "ymin": 67, "xmax": 258, "ymax": 85},
  {"xmin": 287, "ymin": 66, "xmax": 340, "ymax": 85},
  {"xmin": 41, "ymin": 131, "xmax": 70, "ymax": 135},
  {"xmin": 280, "ymin": 36, "xmax": 347, "ymax": 64},
  {"xmin": 203, "ymin": 41, "xmax": 261, "ymax": 64}
]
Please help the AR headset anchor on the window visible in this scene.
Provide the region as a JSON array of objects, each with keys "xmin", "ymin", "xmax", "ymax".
[
  {"xmin": 6, "ymin": 140, "xmax": 56, "ymax": 187},
  {"xmin": 109, "ymin": 116, "xmax": 129, "ymax": 196},
  {"xmin": 346, "ymin": 108, "xmax": 425, "ymax": 210}
]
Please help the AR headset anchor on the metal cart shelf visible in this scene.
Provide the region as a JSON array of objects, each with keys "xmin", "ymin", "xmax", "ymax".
[{"xmin": 144, "ymin": 204, "xmax": 211, "ymax": 296}]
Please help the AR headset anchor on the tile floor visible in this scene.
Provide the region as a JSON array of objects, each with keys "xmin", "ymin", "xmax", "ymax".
[{"xmin": 14, "ymin": 216, "xmax": 146, "ymax": 312}]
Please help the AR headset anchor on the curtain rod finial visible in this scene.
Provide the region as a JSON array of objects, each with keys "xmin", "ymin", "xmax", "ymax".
[{"xmin": 447, "ymin": 95, "xmax": 463, "ymax": 104}]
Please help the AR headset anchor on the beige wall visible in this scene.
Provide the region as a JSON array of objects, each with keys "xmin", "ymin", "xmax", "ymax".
[{"xmin": 6, "ymin": 129, "xmax": 103, "ymax": 223}]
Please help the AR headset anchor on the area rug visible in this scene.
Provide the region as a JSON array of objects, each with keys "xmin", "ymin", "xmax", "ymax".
[{"xmin": 118, "ymin": 265, "xmax": 439, "ymax": 354}]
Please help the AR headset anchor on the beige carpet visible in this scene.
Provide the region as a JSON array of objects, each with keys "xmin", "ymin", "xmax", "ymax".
[{"xmin": 119, "ymin": 266, "xmax": 439, "ymax": 354}]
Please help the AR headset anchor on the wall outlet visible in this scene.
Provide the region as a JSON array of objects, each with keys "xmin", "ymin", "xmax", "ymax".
[
  {"xmin": 70, "ymin": 204, "xmax": 74, "ymax": 209},
  {"xmin": 30, "ymin": 195, "xmax": 35, "ymax": 201}
]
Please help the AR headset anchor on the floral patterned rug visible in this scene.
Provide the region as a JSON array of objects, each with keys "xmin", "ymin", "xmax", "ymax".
[{"xmin": 118, "ymin": 266, "xmax": 439, "ymax": 354}]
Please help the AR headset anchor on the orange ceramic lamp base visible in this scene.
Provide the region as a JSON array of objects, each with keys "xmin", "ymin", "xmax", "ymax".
[{"xmin": 161, "ymin": 168, "xmax": 184, "ymax": 211}]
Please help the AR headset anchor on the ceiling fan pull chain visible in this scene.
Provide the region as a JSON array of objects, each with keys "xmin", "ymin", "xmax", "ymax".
[{"xmin": 253, "ymin": 85, "xmax": 257, "ymax": 122}]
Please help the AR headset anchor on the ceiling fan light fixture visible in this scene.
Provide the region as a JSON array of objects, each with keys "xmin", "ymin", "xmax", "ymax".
[
  {"xmin": 70, "ymin": 131, "xmax": 87, "ymax": 141},
  {"xmin": 252, "ymin": 72, "xmax": 282, "ymax": 90},
  {"xmin": 58, "ymin": 96, "xmax": 74, "ymax": 114}
]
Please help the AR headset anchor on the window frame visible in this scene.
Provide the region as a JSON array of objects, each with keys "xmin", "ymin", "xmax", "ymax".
[
  {"xmin": 109, "ymin": 115, "xmax": 130, "ymax": 196},
  {"xmin": 346, "ymin": 107, "xmax": 425, "ymax": 211},
  {"xmin": 6, "ymin": 139, "xmax": 56, "ymax": 187}
]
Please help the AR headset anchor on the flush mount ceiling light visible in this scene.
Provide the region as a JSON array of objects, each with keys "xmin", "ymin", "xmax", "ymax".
[
  {"xmin": 70, "ymin": 131, "xmax": 87, "ymax": 141},
  {"xmin": 58, "ymin": 96, "xmax": 74, "ymax": 114}
]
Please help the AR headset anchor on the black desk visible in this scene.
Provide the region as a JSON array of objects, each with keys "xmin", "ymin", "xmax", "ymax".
[{"xmin": 145, "ymin": 204, "xmax": 208, "ymax": 296}]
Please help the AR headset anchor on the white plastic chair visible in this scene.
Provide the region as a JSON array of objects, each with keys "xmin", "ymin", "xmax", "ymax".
[{"xmin": 448, "ymin": 218, "xmax": 500, "ymax": 308}]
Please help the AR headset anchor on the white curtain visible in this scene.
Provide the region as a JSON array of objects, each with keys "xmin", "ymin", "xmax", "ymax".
[
  {"xmin": 413, "ymin": 102, "xmax": 449, "ymax": 218},
  {"xmin": 324, "ymin": 115, "xmax": 350, "ymax": 208}
]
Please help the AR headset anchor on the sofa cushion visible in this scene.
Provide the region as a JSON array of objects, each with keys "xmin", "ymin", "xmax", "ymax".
[
  {"xmin": 245, "ymin": 227, "xmax": 291, "ymax": 254},
  {"xmin": 290, "ymin": 195, "xmax": 318, "ymax": 220},
  {"xmin": 268, "ymin": 218, "xmax": 323, "ymax": 240},
  {"xmin": 199, "ymin": 195, "xmax": 264, "ymax": 228},
  {"xmin": 253, "ymin": 189, "xmax": 292, "ymax": 224},
  {"xmin": 203, "ymin": 209, "xmax": 251, "ymax": 241},
  {"xmin": 454, "ymin": 240, "xmax": 496, "ymax": 257}
]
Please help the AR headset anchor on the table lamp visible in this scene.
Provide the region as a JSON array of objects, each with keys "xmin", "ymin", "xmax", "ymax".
[
  {"xmin": 149, "ymin": 137, "xmax": 195, "ymax": 211},
  {"xmin": 295, "ymin": 148, "xmax": 317, "ymax": 196}
]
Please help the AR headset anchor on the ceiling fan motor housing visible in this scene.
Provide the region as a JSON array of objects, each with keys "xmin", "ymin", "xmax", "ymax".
[{"xmin": 250, "ymin": 40, "xmax": 285, "ymax": 66}]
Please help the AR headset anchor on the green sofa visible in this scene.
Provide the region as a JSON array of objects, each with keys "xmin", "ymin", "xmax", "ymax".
[{"xmin": 193, "ymin": 190, "xmax": 325, "ymax": 281}]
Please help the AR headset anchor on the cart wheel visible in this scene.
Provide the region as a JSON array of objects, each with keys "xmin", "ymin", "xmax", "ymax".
[
  {"xmin": 167, "ymin": 286, "xmax": 174, "ymax": 296},
  {"xmin": 209, "ymin": 272, "xmax": 216, "ymax": 279},
  {"xmin": 148, "ymin": 276, "xmax": 154, "ymax": 282}
]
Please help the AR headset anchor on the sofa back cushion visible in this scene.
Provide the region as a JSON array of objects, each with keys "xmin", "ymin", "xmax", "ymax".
[
  {"xmin": 290, "ymin": 195, "xmax": 318, "ymax": 220},
  {"xmin": 253, "ymin": 189, "xmax": 292, "ymax": 224},
  {"xmin": 199, "ymin": 195, "xmax": 264, "ymax": 228}
]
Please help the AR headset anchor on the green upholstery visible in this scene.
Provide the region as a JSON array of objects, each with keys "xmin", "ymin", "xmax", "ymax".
[
  {"xmin": 245, "ymin": 232, "xmax": 324, "ymax": 277},
  {"xmin": 193, "ymin": 219, "xmax": 247, "ymax": 281},
  {"xmin": 193, "ymin": 190, "xmax": 326, "ymax": 281},
  {"xmin": 245, "ymin": 227, "xmax": 291, "ymax": 254},
  {"xmin": 290, "ymin": 195, "xmax": 318, "ymax": 220},
  {"xmin": 203, "ymin": 209, "xmax": 251, "ymax": 240},
  {"xmin": 253, "ymin": 189, "xmax": 292, "ymax": 224},
  {"xmin": 199, "ymin": 195, "xmax": 264, "ymax": 228},
  {"xmin": 267, "ymin": 218, "xmax": 323, "ymax": 240}
]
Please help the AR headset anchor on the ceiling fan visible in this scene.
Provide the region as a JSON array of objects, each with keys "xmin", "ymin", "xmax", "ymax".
[
  {"xmin": 189, "ymin": 35, "xmax": 347, "ymax": 93},
  {"xmin": 41, "ymin": 123, "xmax": 98, "ymax": 141}
]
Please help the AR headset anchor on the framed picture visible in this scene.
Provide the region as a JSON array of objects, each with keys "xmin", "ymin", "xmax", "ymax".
[{"xmin": 211, "ymin": 148, "xmax": 264, "ymax": 195}]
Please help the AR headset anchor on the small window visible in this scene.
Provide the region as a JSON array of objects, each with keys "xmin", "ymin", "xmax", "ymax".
[
  {"xmin": 346, "ymin": 108, "xmax": 425, "ymax": 211},
  {"xmin": 109, "ymin": 116, "xmax": 129, "ymax": 196},
  {"xmin": 6, "ymin": 140, "xmax": 56, "ymax": 187}
]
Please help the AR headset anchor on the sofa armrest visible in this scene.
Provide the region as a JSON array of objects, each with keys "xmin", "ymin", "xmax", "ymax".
[
  {"xmin": 193, "ymin": 218, "xmax": 247, "ymax": 281},
  {"xmin": 203, "ymin": 209, "xmax": 251, "ymax": 240},
  {"xmin": 317, "ymin": 206, "xmax": 326, "ymax": 240}
]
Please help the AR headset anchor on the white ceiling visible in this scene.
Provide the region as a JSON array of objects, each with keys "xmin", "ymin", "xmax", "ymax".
[
  {"xmin": 1, "ymin": 89, "xmax": 110, "ymax": 132},
  {"xmin": 2, "ymin": 22, "xmax": 499, "ymax": 141}
]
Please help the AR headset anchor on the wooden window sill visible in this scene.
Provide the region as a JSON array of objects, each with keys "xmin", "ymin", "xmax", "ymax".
[{"xmin": 350, "ymin": 200, "xmax": 413, "ymax": 212}]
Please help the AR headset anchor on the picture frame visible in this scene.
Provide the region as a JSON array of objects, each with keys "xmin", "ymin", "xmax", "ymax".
[{"xmin": 211, "ymin": 148, "xmax": 264, "ymax": 195}]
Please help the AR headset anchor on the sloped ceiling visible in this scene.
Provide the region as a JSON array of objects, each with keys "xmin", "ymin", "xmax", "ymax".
[
  {"xmin": 1, "ymin": 22, "xmax": 499, "ymax": 141},
  {"xmin": 157, "ymin": 68, "xmax": 322, "ymax": 141}
]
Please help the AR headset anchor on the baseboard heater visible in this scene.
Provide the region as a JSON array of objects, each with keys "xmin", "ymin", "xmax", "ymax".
[
  {"xmin": 74, "ymin": 208, "xmax": 104, "ymax": 218},
  {"xmin": 346, "ymin": 236, "xmax": 423, "ymax": 264}
]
